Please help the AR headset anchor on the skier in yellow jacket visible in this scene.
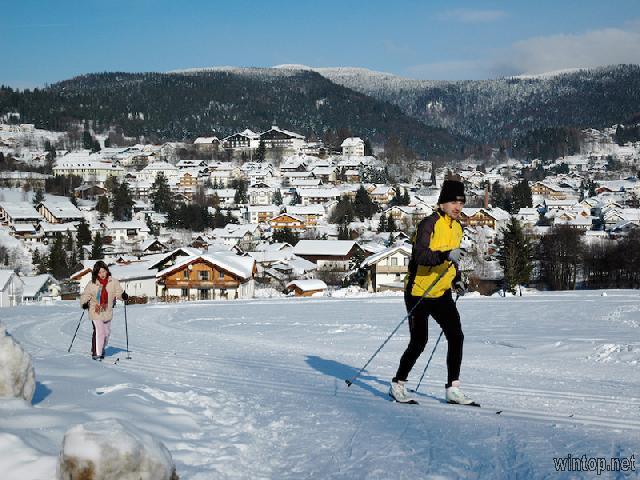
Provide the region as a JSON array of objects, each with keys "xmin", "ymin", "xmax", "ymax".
[{"xmin": 389, "ymin": 179, "xmax": 474, "ymax": 405}]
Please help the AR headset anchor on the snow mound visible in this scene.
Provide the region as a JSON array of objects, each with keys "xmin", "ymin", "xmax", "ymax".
[
  {"xmin": 588, "ymin": 343, "xmax": 640, "ymax": 365},
  {"xmin": 0, "ymin": 322, "xmax": 36, "ymax": 402},
  {"xmin": 57, "ymin": 419, "xmax": 178, "ymax": 480}
]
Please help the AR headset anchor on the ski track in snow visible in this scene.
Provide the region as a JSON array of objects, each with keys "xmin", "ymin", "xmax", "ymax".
[{"xmin": 2, "ymin": 291, "xmax": 640, "ymax": 479}]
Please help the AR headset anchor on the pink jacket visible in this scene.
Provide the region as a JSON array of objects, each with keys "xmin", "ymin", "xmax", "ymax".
[{"xmin": 79, "ymin": 277, "xmax": 124, "ymax": 323}]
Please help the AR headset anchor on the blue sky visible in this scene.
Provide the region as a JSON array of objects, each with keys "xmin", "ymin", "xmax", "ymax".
[{"xmin": 3, "ymin": 0, "xmax": 640, "ymax": 88}]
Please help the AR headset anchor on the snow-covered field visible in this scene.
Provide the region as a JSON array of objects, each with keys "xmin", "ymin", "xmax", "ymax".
[{"xmin": 1, "ymin": 290, "xmax": 639, "ymax": 479}]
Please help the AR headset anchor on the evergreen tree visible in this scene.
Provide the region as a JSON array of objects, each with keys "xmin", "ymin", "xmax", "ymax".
[
  {"xmin": 255, "ymin": 140, "xmax": 266, "ymax": 163},
  {"xmin": 402, "ymin": 188, "xmax": 410, "ymax": 206},
  {"xmin": 224, "ymin": 209, "xmax": 238, "ymax": 225},
  {"xmin": 337, "ymin": 221, "xmax": 351, "ymax": 240},
  {"xmin": 111, "ymin": 180, "xmax": 134, "ymax": 221},
  {"xmin": 32, "ymin": 188, "xmax": 44, "ymax": 207},
  {"xmin": 353, "ymin": 185, "xmax": 376, "ymax": 220},
  {"xmin": 150, "ymin": 172, "xmax": 174, "ymax": 213},
  {"xmin": 232, "ymin": 179, "xmax": 248, "ymax": 204},
  {"xmin": 289, "ymin": 191, "xmax": 302, "ymax": 206},
  {"xmin": 48, "ymin": 234, "xmax": 68, "ymax": 279},
  {"xmin": 497, "ymin": 217, "xmax": 533, "ymax": 295},
  {"xmin": 387, "ymin": 213, "xmax": 397, "ymax": 232},
  {"xmin": 96, "ymin": 195, "xmax": 110, "ymax": 216},
  {"xmin": 32, "ymin": 249, "xmax": 45, "ymax": 274},
  {"xmin": 76, "ymin": 219, "xmax": 92, "ymax": 245},
  {"xmin": 82, "ymin": 130, "xmax": 94, "ymax": 150},
  {"xmin": 91, "ymin": 232, "xmax": 105, "ymax": 260},
  {"xmin": 273, "ymin": 189, "xmax": 283, "ymax": 206},
  {"xmin": 377, "ymin": 213, "xmax": 387, "ymax": 233},
  {"xmin": 511, "ymin": 180, "xmax": 532, "ymax": 212},
  {"xmin": 271, "ymin": 228, "xmax": 299, "ymax": 245},
  {"xmin": 330, "ymin": 196, "xmax": 354, "ymax": 224}
]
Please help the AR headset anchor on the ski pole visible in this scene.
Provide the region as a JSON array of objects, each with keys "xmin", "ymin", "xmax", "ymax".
[
  {"xmin": 68, "ymin": 311, "xmax": 85, "ymax": 353},
  {"xmin": 345, "ymin": 263, "xmax": 452, "ymax": 387},
  {"xmin": 124, "ymin": 301, "xmax": 131, "ymax": 359},
  {"xmin": 413, "ymin": 292, "xmax": 461, "ymax": 393}
]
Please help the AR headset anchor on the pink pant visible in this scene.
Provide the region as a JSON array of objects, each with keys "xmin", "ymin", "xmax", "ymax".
[{"xmin": 91, "ymin": 319, "xmax": 111, "ymax": 356}]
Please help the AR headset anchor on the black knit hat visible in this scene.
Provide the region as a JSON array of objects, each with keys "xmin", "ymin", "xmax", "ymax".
[{"xmin": 438, "ymin": 180, "xmax": 466, "ymax": 204}]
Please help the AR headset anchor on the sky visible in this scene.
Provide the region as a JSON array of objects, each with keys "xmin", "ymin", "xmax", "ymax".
[{"xmin": 3, "ymin": 0, "xmax": 640, "ymax": 88}]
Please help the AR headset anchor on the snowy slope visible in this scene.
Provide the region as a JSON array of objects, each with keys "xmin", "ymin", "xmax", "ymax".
[{"xmin": 1, "ymin": 291, "xmax": 639, "ymax": 479}]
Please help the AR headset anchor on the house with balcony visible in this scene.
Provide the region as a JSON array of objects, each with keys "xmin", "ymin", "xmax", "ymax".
[
  {"xmin": 269, "ymin": 213, "xmax": 307, "ymax": 233},
  {"xmin": 155, "ymin": 253, "xmax": 256, "ymax": 301},
  {"xmin": 360, "ymin": 244, "xmax": 411, "ymax": 292},
  {"xmin": 37, "ymin": 197, "xmax": 84, "ymax": 224},
  {"xmin": 341, "ymin": 137, "xmax": 365, "ymax": 157},
  {"xmin": 0, "ymin": 269, "xmax": 24, "ymax": 307},
  {"xmin": 293, "ymin": 240, "xmax": 365, "ymax": 272},
  {"xmin": 101, "ymin": 221, "xmax": 150, "ymax": 245}
]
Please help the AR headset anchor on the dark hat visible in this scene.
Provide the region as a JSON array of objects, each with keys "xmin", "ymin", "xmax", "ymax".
[{"xmin": 438, "ymin": 180, "xmax": 466, "ymax": 204}]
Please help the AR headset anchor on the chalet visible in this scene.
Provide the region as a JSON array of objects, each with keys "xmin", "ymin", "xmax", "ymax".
[
  {"xmin": 361, "ymin": 244, "xmax": 411, "ymax": 292},
  {"xmin": 311, "ymin": 166, "xmax": 337, "ymax": 184},
  {"xmin": 298, "ymin": 188, "xmax": 341, "ymax": 205},
  {"xmin": 248, "ymin": 183, "xmax": 275, "ymax": 206},
  {"xmin": 176, "ymin": 159, "xmax": 208, "ymax": 170},
  {"xmin": 193, "ymin": 137, "xmax": 220, "ymax": 152},
  {"xmin": 139, "ymin": 238, "xmax": 168, "ymax": 254},
  {"xmin": 259, "ymin": 126, "xmax": 306, "ymax": 151},
  {"xmin": 280, "ymin": 157, "xmax": 308, "ymax": 172},
  {"xmin": 37, "ymin": 198, "xmax": 83, "ymax": 224},
  {"xmin": 383, "ymin": 206, "xmax": 430, "ymax": 228},
  {"xmin": 286, "ymin": 279, "xmax": 328, "ymax": 297},
  {"xmin": 0, "ymin": 202, "xmax": 42, "ymax": 227},
  {"xmin": 208, "ymin": 163, "xmax": 240, "ymax": 187},
  {"xmin": 286, "ymin": 205, "xmax": 325, "ymax": 226},
  {"xmin": 0, "ymin": 269, "xmax": 24, "ymax": 307},
  {"xmin": 246, "ymin": 205, "xmax": 281, "ymax": 224},
  {"xmin": 36, "ymin": 222, "xmax": 77, "ymax": 243},
  {"xmin": 53, "ymin": 152, "xmax": 125, "ymax": 182},
  {"xmin": 531, "ymin": 181, "xmax": 576, "ymax": 200},
  {"xmin": 293, "ymin": 240, "xmax": 365, "ymax": 272},
  {"xmin": 155, "ymin": 254, "xmax": 256, "ymax": 301},
  {"xmin": 515, "ymin": 208, "xmax": 540, "ymax": 226},
  {"xmin": 460, "ymin": 207, "xmax": 510, "ymax": 230},
  {"xmin": 209, "ymin": 188, "xmax": 237, "ymax": 206},
  {"xmin": 137, "ymin": 162, "xmax": 180, "ymax": 183},
  {"xmin": 213, "ymin": 224, "xmax": 263, "ymax": 248},
  {"xmin": 20, "ymin": 274, "xmax": 61, "ymax": 303},
  {"xmin": 370, "ymin": 185, "xmax": 395, "ymax": 205},
  {"xmin": 341, "ymin": 137, "xmax": 365, "ymax": 157},
  {"xmin": 0, "ymin": 171, "xmax": 50, "ymax": 189},
  {"xmin": 269, "ymin": 213, "xmax": 306, "ymax": 233},
  {"xmin": 101, "ymin": 221, "xmax": 150, "ymax": 244},
  {"xmin": 222, "ymin": 129, "xmax": 260, "ymax": 150},
  {"xmin": 74, "ymin": 184, "xmax": 108, "ymax": 200}
]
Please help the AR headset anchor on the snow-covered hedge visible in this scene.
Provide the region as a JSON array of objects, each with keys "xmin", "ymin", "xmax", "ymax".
[
  {"xmin": 57, "ymin": 419, "xmax": 178, "ymax": 480},
  {"xmin": 0, "ymin": 322, "xmax": 35, "ymax": 402}
]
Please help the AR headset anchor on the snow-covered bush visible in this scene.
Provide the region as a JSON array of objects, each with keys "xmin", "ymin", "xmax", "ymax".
[
  {"xmin": 57, "ymin": 419, "xmax": 178, "ymax": 480},
  {"xmin": 0, "ymin": 322, "xmax": 36, "ymax": 402}
]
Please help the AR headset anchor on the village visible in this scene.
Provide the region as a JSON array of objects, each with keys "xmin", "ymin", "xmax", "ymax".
[{"xmin": 1, "ymin": 122, "xmax": 639, "ymax": 307}]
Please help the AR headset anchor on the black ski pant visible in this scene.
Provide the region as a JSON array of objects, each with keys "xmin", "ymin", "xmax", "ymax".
[{"xmin": 393, "ymin": 289, "xmax": 464, "ymax": 387}]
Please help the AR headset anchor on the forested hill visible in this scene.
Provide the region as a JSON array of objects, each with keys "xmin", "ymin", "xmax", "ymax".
[
  {"xmin": 309, "ymin": 64, "xmax": 640, "ymax": 143},
  {"xmin": 0, "ymin": 69, "xmax": 465, "ymax": 158}
]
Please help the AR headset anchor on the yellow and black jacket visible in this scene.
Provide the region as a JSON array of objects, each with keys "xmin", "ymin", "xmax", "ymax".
[{"xmin": 405, "ymin": 209, "xmax": 463, "ymax": 298}]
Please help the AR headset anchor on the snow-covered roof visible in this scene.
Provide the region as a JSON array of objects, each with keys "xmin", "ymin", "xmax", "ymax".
[
  {"xmin": 37, "ymin": 222, "xmax": 76, "ymax": 233},
  {"xmin": 294, "ymin": 240, "xmax": 358, "ymax": 256},
  {"xmin": 102, "ymin": 221, "xmax": 150, "ymax": 231},
  {"xmin": 286, "ymin": 279, "xmax": 327, "ymax": 291},
  {"xmin": 0, "ymin": 203, "xmax": 42, "ymax": 220},
  {"xmin": 194, "ymin": 137, "xmax": 219, "ymax": 144},
  {"xmin": 286, "ymin": 205, "xmax": 325, "ymax": 216},
  {"xmin": 20, "ymin": 274, "xmax": 57, "ymax": 298},
  {"xmin": 0, "ymin": 269, "xmax": 17, "ymax": 291},
  {"xmin": 39, "ymin": 197, "xmax": 83, "ymax": 219},
  {"xmin": 361, "ymin": 245, "xmax": 411, "ymax": 268},
  {"xmin": 156, "ymin": 254, "xmax": 255, "ymax": 280},
  {"xmin": 341, "ymin": 137, "xmax": 364, "ymax": 147}
]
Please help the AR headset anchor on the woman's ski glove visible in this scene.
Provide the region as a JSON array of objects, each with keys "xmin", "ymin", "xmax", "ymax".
[
  {"xmin": 121, "ymin": 291, "xmax": 129, "ymax": 302},
  {"xmin": 81, "ymin": 302, "xmax": 90, "ymax": 310}
]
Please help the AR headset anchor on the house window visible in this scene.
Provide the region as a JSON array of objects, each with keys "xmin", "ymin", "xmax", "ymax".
[
  {"xmin": 219, "ymin": 271, "xmax": 225, "ymax": 280},
  {"xmin": 181, "ymin": 288, "xmax": 189, "ymax": 297},
  {"xmin": 404, "ymin": 257, "xmax": 409, "ymax": 266},
  {"xmin": 391, "ymin": 257, "xmax": 398, "ymax": 266},
  {"xmin": 199, "ymin": 271, "xmax": 209, "ymax": 281},
  {"xmin": 199, "ymin": 289, "xmax": 209, "ymax": 300},
  {"xmin": 182, "ymin": 270, "xmax": 190, "ymax": 279}
]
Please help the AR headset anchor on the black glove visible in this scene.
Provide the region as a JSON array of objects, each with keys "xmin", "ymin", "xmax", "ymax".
[
  {"xmin": 453, "ymin": 279, "xmax": 468, "ymax": 297},
  {"xmin": 82, "ymin": 302, "xmax": 89, "ymax": 310},
  {"xmin": 121, "ymin": 292, "xmax": 129, "ymax": 302}
]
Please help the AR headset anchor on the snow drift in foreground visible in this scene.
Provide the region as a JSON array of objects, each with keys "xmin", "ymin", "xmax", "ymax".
[
  {"xmin": 0, "ymin": 290, "xmax": 639, "ymax": 479},
  {"xmin": 0, "ymin": 322, "xmax": 35, "ymax": 402}
]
